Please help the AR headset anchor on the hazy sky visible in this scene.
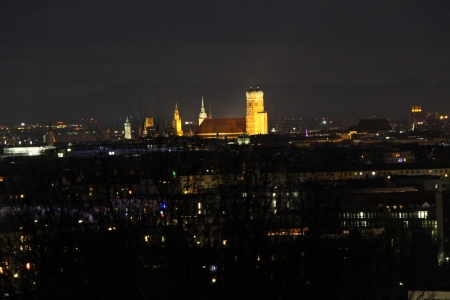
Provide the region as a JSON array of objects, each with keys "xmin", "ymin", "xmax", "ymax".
[{"xmin": 1, "ymin": 0, "xmax": 450, "ymax": 105}]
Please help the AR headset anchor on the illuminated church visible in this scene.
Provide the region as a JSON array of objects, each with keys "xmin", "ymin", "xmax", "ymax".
[
  {"xmin": 194, "ymin": 87, "xmax": 268, "ymax": 139},
  {"xmin": 172, "ymin": 103, "xmax": 183, "ymax": 136}
]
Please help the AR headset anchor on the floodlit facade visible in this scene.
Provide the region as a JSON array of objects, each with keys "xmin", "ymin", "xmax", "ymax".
[
  {"xmin": 173, "ymin": 103, "xmax": 183, "ymax": 136},
  {"xmin": 195, "ymin": 87, "xmax": 269, "ymax": 139},
  {"xmin": 124, "ymin": 116, "xmax": 132, "ymax": 139},
  {"xmin": 198, "ymin": 96, "xmax": 207, "ymax": 126},
  {"xmin": 246, "ymin": 88, "xmax": 268, "ymax": 135}
]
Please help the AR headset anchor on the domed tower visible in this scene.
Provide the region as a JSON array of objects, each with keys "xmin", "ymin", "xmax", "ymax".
[
  {"xmin": 246, "ymin": 87, "xmax": 268, "ymax": 135},
  {"xmin": 124, "ymin": 116, "xmax": 132, "ymax": 139},
  {"xmin": 198, "ymin": 96, "xmax": 207, "ymax": 126}
]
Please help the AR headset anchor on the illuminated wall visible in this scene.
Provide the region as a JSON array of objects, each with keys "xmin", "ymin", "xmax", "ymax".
[
  {"xmin": 124, "ymin": 117, "xmax": 132, "ymax": 139},
  {"xmin": 173, "ymin": 103, "xmax": 183, "ymax": 136},
  {"xmin": 246, "ymin": 88, "xmax": 268, "ymax": 135}
]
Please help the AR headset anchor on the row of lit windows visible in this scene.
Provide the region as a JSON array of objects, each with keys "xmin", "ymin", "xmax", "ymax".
[
  {"xmin": 295, "ymin": 169, "xmax": 449, "ymax": 178},
  {"xmin": 339, "ymin": 211, "xmax": 429, "ymax": 219},
  {"xmin": 342, "ymin": 220, "xmax": 436, "ymax": 228}
]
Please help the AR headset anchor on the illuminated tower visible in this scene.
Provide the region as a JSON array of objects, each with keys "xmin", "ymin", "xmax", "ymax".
[
  {"xmin": 47, "ymin": 115, "xmax": 56, "ymax": 146},
  {"xmin": 124, "ymin": 116, "xmax": 132, "ymax": 139},
  {"xmin": 410, "ymin": 106, "xmax": 423, "ymax": 130},
  {"xmin": 198, "ymin": 96, "xmax": 207, "ymax": 126},
  {"xmin": 245, "ymin": 87, "xmax": 268, "ymax": 135},
  {"xmin": 173, "ymin": 103, "xmax": 183, "ymax": 136}
]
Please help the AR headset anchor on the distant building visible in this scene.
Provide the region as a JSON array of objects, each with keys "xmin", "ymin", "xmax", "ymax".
[
  {"xmin": 195, "ymin": 87, "xmax": 268, "ymax": 139},
  {"xmin": 124, "ymin": 116, "xmax": 132, "ymax": 139},
  {"xmin": 198, "ymin": 96, "xmax": 207, "ymax": 126},
  {"xmin": 246, "ymin": 88, "xmax": 268, "ymax": 135},
  {"xmin": 409, "ymin": 105, "xmax": 427, "ymax": 131},
  {"xmin": 360, "ymin": 148, "xmax": 415, "ymax": 164},
  {"xmin": 196, "ymin": 118, "xmax": 246, "ymax": 139},
  {"xmin": 173, "ymin": 103, "xmax": 183, "ymax": 136},
  {"xmin": 3, "ymin": 146, "xmax": 56, "ymax": 157}
]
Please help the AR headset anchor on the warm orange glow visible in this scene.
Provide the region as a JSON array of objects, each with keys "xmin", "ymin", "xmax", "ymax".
[
  {"xmin": 411, "ymin": 106, "xmax": 422, "ymax": 113},
  {"xmin": 267, "ymin": 228, "xmax": 309, "ymax": 236}
]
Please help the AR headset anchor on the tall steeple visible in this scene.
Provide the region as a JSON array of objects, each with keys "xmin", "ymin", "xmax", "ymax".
[
  {"xmin": 198, "ymin": 96, "xmax": 207, "ymax": 126},
  {"xmin": 173, "ymin": 103, "xmax": 183, "ymax": 136}
]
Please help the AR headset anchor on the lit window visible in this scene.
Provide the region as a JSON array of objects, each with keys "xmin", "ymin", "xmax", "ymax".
[{"xmin": 418, "ymin": 211, "xmax": 428, "ymax": 218}]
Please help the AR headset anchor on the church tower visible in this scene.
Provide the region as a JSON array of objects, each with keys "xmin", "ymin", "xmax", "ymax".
[
  {"xmin": 245, "ymin": 87, "xmax": 268, "ymax": 135},
  {"xmin": 198, "ymin": 96, "xmax": 207, "ymax": 126},
  {"xmin": 173, "ymin": 103, "xmax": 183, "ymax": 136},
  {"xmin": 124, "ymin": 116, "xmax": 132, "ymax": 139}
]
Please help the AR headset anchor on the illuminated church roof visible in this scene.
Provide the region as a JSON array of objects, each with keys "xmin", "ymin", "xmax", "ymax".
[{"xmin": 195, "ymin": 118, "xmax": 246, "ymax": 138}]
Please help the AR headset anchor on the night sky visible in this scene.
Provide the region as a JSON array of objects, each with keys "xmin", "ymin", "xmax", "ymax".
[{"xmin": 1, "ymin": 1, "xmax": 450, "ymax": 121}]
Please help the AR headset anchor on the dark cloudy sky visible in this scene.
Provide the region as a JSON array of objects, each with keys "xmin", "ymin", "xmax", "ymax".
[{"xmin": 1, "ymin": 0, "xmax": 450, "ymax": 106}]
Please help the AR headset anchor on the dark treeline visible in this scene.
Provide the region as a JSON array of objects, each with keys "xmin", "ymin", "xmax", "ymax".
[{"xmin": 0, "ymin": 147, "xmax": 448, "ymax": 299}]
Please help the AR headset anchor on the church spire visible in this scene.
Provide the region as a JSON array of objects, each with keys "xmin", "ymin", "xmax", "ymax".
[
  {"xmin": 198, "ymin": 96, "xmax": 207, "ymax": 126},
  {"xmin": 173, "ymin": 103, "xmax": 183, "ymax": 136}
]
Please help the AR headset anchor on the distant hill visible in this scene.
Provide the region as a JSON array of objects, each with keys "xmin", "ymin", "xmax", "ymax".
[{"xmin": 2, "ymin": 78, "xmax": 450, "ymax": 126}]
